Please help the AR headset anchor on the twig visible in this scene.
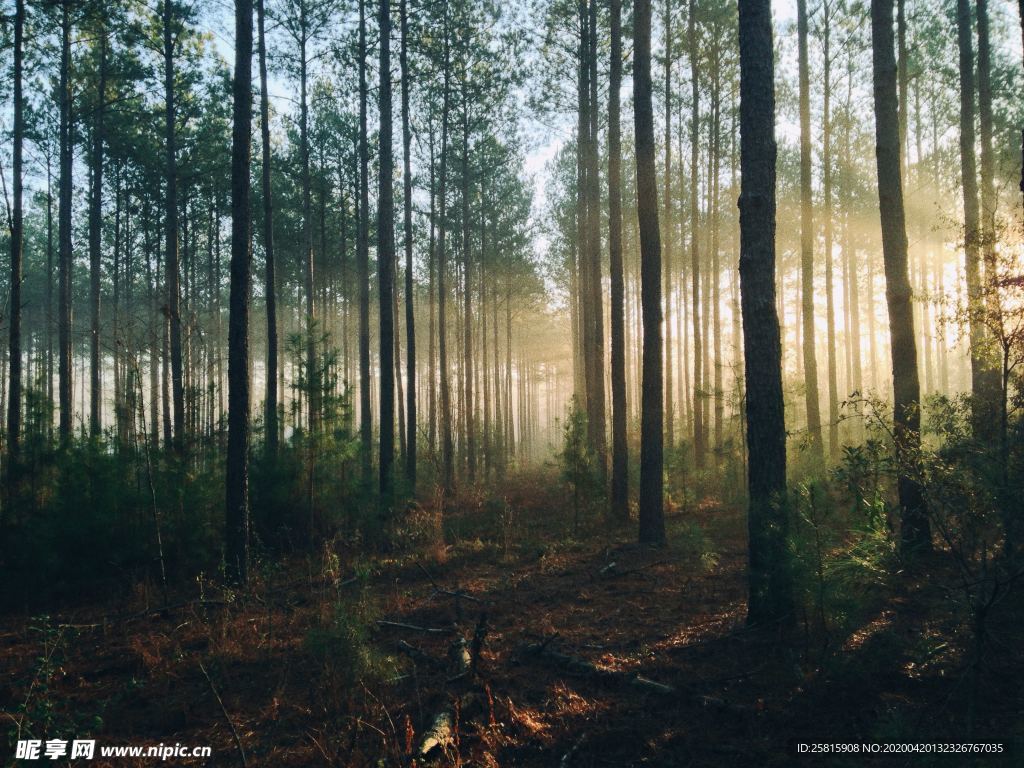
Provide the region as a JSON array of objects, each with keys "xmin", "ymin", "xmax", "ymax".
[
  {"xmin": 199, "ymin": 662, "xmax": 248, "ymax": 767},
  {"xmin": 377, "ymin": 620, "xmax": 456, "ymax": 634},
  {"xmin": 596, "ymin": 559, "xmax": 668, "ymax": 580},
  {"xmin": 416, "ymin": 561, "xmax": 484, "ymax": 603}
]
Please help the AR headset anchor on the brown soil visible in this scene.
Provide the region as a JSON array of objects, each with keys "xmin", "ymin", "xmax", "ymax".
[{"xmin": 2, "ymin": 470, "xmax": 1021, "ymax": 767}]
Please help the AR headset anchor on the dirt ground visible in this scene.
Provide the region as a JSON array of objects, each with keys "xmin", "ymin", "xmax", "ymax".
[{"xmin": 2, "ymin": 470, "xmax": 1022, "ymax": 767}]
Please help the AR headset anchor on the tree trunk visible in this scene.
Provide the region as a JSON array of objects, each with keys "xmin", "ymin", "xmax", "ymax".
[
  {"xmin": 297, "ymin": 11, "xmax": 318, "ymax": 434},
  {"xmin": 7, "ymin": 0, "xmax": 24, "ymax": 466},
  {"xmin": 586, "ymin": 0, "xmax": 606, "ymax": 482},
  {"xmin": 609, "ymin": 0, "xmax": 628, "ymax": 521},
  {"xmin": 164, "ymin": 0, "xmax": 186, "ymax": 450},
  {"xmin": 797, "ymin": 0, "xmax": 823, "ymax": 463},
  {"xmin": 89, "ymin": 27, "xmax": 108, "ymax": 437},
  {"xmin": 257, "ymin": 0, "xmax": 278, "ymax": 455},
  {"xmin": 226, "ymin": 0, "xmax": 254, "ymax": 585},
  {"xmin": 438, "ymin": 6, "xmax": 455, "ymax": 495},
  {"xmin": 378, "ymin": 0, "xmax": 396, "ymax": 504},
  {"xmin": 634, "ymin": 0, "xmax": 665, "ymax": 546},
  {"xmin": 663, "ymin": 0, "xmax": 675, "ymax": 450},
  {"xmin": 461, "ymin": 81, "xmax": 475, "ymax": 484},
  {"xmin": 358, "ymin": 0, "xmax": 373, "ymax": 485},
  {"xmin": 400, "ymin": 0, "xmax": 416, "ymax": 489},
  {"xmin": 870, "ymin": 0, "xmax": 931, "ymax": 554},
  {"xmin": 688, "ymin": 0, "xmax": 705, "ymax": 469},
  {"xmin": 976, "ymin": 0, "xmax": 1002, "ymax": 409},
  {"xmin": 738, "ymin": 0, "xmax": 792, "ymax": 624},
  {"xmin": 823, "ymin": 0, "xmax": 839, "ymax": 460},
  {"xmin": 956, "ymin": 0, "xmax": 988, "ymax": 430},
  {"xmin": 58, "ymin": 0, "xmax": 74, "ymax": 445}
]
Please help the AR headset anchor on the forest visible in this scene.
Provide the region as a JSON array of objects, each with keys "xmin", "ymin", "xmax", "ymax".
[{"xmin": 0, "ymin": 0, "xmax": 1022, "ymax": 763}]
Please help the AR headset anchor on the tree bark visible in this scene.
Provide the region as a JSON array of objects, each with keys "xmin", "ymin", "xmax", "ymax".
[
  {"xmin": 7, "ymin": 0, "xmax": 25, "ymax": 465},
  {"xmin": 257, "ymin": 0, "xmax": 279, "ymax": 455},
  {"xmin": 609, "ymin": 0, "xmax": 628, "ymax": 521},
  {"xmin": 738, "ymin": 0, "xmax": 792, "ymax": 624},
  {"xmin": 870, "ymin": 0, "xmax": 931, "ymax": 554},
  {"xmin": 663, "ymin": 0, "xmax": 675, "ymax": 450},
  {"xmin": 164, "ymin": 0, "xmax": 186, "ymax": 450},
  {"xmin": 378, "ymin": 0, "xmax": 396, "ymax": 504},
  {"xmin": 975, "ymin": 0, "xmax": 1001, "ymax": 410},
  {"xmin": 89, "ymin": 26, "xmax": 109, "ymax": 437},
  {"xmin": 358, "ymin": 0, "xmax": 373, "ymax": 485},
  {"xmin": 634, "ymin": 0, "xmax": 665, "ymax": 546},
  {"xmin": 58, "ymin": 0, "xmax": 74, "ymax": 445},
  {"xmin": 956, "ymin": 0, "xmax": 987, "ymax": 430},
  {"xmin": 226, "ymin": 0, "xmax": 254, "ymax": 584},
  {"xmin": 688, "ymin": 0, "xmax": 705, "ymax": 469},
  {"xmin": 400, "ymin": 0, "xmax": 416, "ymax": 489},
  {"xmin": 797, "ymin": 0, "xmax": 823, "ymax": 463},
  {"xmin": 438, "ymin": 6, "xmax": 455, "ymax": 496},
  {"xmin": 822, "ymin": 0, "xmax": 840, "ymax": 460}
]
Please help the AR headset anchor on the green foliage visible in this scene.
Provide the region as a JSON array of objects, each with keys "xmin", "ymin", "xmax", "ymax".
[
  {"xmin": 557, "ymin": 397, "xmax": 603, "ymax": 533},
  {"xmin": 304, "ymin": 597, "xmax": 396, "ymax": 695},
  {"xmin": 252, "ymin": 327, "xmax": 365, "ymax": 549},
  {"xmin": 790, "ymin": 456, "xmax": 899, "ymax": 639},
  {"xmin": 1, "ymin": 406, "xmax": 223, "ymax": 607}
]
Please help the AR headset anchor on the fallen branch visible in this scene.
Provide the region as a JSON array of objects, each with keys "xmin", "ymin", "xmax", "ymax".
[
  {"xmin": 596, "ymin": 560, "xmax": 668, "ymax": 580},
  {"xmin": 416, "ymin": 562, "xmax": 484, "ymax": 603},
  {"xmin": 377, "ymin": 620, "xmax": 456, "ymax": 635},
  {"xmin": 199, "ymin": 662, "xmax": 248, "ymax": 767}
]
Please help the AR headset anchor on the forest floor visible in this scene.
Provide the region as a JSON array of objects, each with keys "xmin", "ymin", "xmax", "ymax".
[{"xmin": 2, "ymin": 467, "xmax": 1022, "ymax": 767}]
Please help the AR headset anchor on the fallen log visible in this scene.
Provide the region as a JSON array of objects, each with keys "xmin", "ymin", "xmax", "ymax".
[
  {"xmin": 417, "ymin": 693, "xmax": 482, "ymax": 759},
  {"xmin": 418, "ymin": 708, "xmax": 454, "ymax": 758}
]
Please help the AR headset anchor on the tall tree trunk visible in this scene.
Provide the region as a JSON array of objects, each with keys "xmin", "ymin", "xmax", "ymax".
[
  {"xmin": 7, "ymin": 0, "xmax": 24, "ymax": 467},
  {"xmin": 976, "ymin": 0, "xmax": 1001, "ymax": 404},
  {"xmin": 438, "ymin": 7, "xmax": 455, "ymax": 495},
  {"xmin": 358, "ymin": 0, "xmax": 373, "ymax": 484},
  {"xmin": 89, "ymin": 27, "xmax": 108, "ymax": 437},
  {"xmin": 586, "ymin": 0, "xmax": 606, "ymax": 482},
  {"xmin": 378, "ymin": 0, "xmax": 396, "ymax": 504},
  {"xmin": 711, "ymin": 35, "xmax": 723, "ymax": 458},
  {"xmin": 257, "ymin": 0, "xmax": 278, "ymax": 455},
  {"xmin": 608, "ymin": 0, "xmax": 628, "ymax": 521},
  {"xmin": 823, "ymin": 0, "xmax": 839, "ymax": 459},
  {"xmin": 738, "ymin": 0, "xmax": 792, "ymax": 624},
  {"xmin": 226, "ymin": 0, "xmax": 254, "ymax": 585},
  {"xmin": 58, "ymin": 0, "xmax": 73, "ymax": 445},
  {"xmin": 634, "ymin": 0, "xmax": 665, "ymax": 546},
  {"xmin": 956, "ymin": 0, "xmax": 988, "ymax": 430},
  {"xmin": 298, "ymin": 13, "xmax": 318, "ymax": 433},
  {"xmin": 688, "ymin": 0, "xmax": 705, "ymax": 469},
  {"xmin": 663, "ymin": 0, "xmax": 675, "ymax": 450},
  {"xmin": 400, "ymin": 0, "xmax": 416, "ymax": 489},
  {"xmin": 870, "ymin": 0, "xmax": 931, "ymax": 554},
  {"xmin": 797, "ymin": 0, "xmax": 823, "ymax": 463},
  {"xmin": 461, "ymin": 82, "xmax": 475, "ymax": 484},
  {"xmin": 164, "ymin": 0, "xmax": 186, "ymax": 450}
]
